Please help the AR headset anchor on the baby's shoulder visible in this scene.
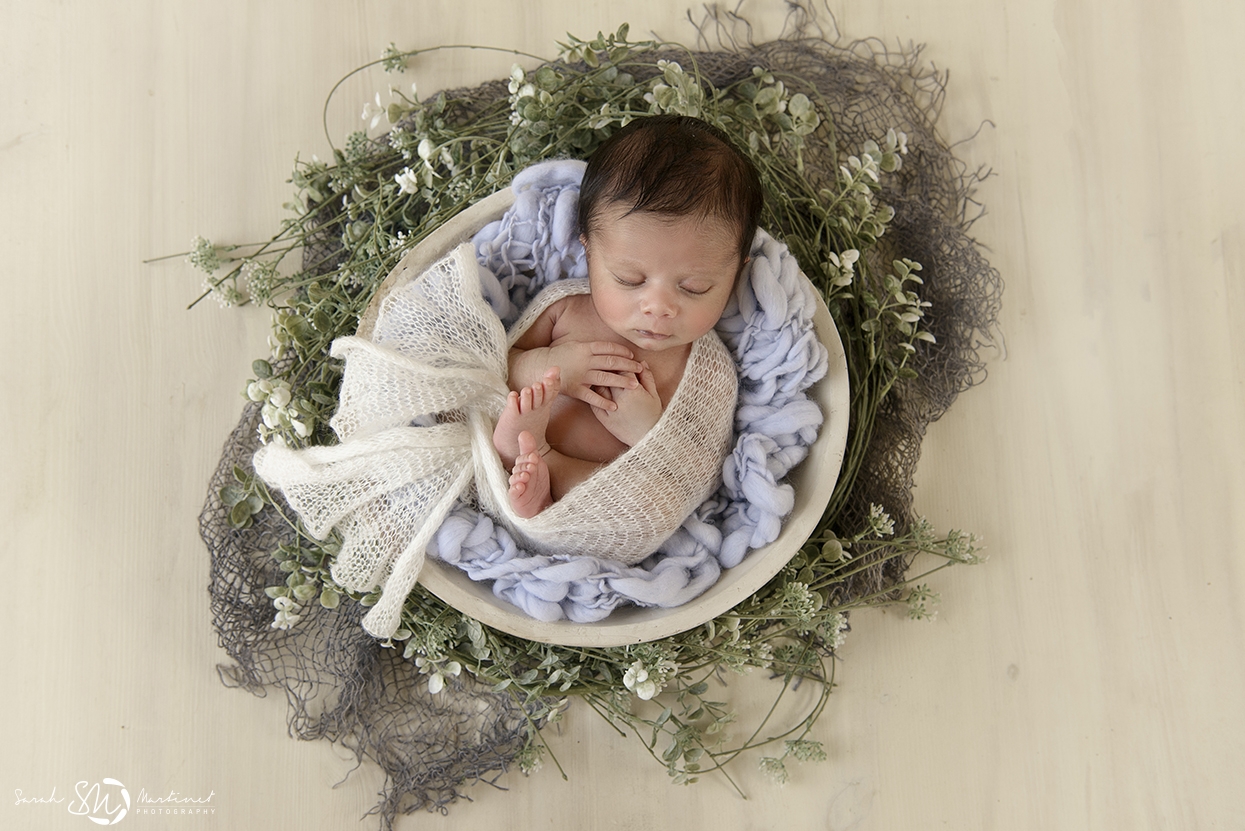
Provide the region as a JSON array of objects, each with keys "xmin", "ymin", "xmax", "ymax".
[
  {"xmin": 545, "ymin": 290, "xmax": 598, "ymax": 327},
  {"xmin": 512, "ymin": 280, "xmax": 592, "ymax": 338}
]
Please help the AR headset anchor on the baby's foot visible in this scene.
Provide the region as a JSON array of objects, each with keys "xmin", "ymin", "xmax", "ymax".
[
  {"xmin": 508, "ymin": 430, "xmax": 553, "ymax": 518},
  {"xmin": 493, "ymin": 367, "xmax": 560, "ymax": 467}
]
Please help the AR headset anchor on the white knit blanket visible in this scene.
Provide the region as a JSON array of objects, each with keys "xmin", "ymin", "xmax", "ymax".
[{"xmin": 254, "ymin": 243, "xmax": 737, "ymax": 637}]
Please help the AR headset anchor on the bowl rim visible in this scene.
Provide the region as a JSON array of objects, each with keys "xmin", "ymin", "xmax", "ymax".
[{"xmin": 359, "ymin": 187, "xmax": 850, "ymax": 647}]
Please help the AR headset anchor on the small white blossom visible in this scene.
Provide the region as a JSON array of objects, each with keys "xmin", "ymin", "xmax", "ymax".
[
  {"xmin": 625, "ymin": 666, "xmax": 657, "ymax": 700},
  {"xmin": 622, "ymin": 658, "xmax": 676, "ymax": 700},
  {"xmin": 271, "ymin": 595, "xmax": 303, "ymax": 630},
  {"xmin": 507, "ymin": 64, "xmax": 526, "ymax": 94},
  {"xmin": 827, "ymin": 249, "xmax": 860, "ymax": 288},
  {"xmin": 361, "ymin": 93, "xmax": 386, "ymax": 131},
  {"xmin": 868, "ymin": 503, "xmax": 895, "ymax": 538},
  {"xmin": 394, "ymin": 167, "xmax": 420, "ymax": 195}
]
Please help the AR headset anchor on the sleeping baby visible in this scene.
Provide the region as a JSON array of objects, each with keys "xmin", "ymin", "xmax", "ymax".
[{"xmin": 492, "ymin": 114, "xmax": 761, "ymax": 522}]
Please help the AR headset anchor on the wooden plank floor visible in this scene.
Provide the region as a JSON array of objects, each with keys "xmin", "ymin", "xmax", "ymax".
[{"xmin": 3, "ymin": 1, "xmax": 1242, "ymax": 828}]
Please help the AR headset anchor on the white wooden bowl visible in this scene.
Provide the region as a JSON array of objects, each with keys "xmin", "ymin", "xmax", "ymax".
[{"xmin": 359, "ymin": 188, "xmax": 850, "ymax": 647}]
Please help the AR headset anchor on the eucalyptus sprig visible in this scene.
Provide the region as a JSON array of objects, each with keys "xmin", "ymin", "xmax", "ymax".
[{"xmin": 187, "ymin": 24, "xmax": 984, "ymax": 789}]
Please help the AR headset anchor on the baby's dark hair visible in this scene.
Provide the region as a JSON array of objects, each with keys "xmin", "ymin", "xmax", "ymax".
[{"xmin": 577, "ymin": 115, "xmax": 763, "ymax": 263}]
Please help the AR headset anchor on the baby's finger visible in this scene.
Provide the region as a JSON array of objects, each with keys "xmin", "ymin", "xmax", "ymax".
[
  {"xmin": 638, "ymin": 362, "xmax": 660, "ymax": 398},
  {"xmin": 589, "ymin": 353, "xmax": 645, "ymax": 376},
  {"xmin": 578, "ymin": 385, "xmax": 618, "ymax": 411},
  {"xmin": 585, "ymin": 369, "xmax": 640, "ymax": 389},
  {"xmin": 588, "ymin": 341, "xmax": 635, "ymax": 360}
]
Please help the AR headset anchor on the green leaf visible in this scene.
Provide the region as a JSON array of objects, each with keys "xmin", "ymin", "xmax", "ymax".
[
  {"xmin": 228, "ymin": 501, "xmax": 253, "ymax": 528},
  {"xmin": 319, "ymin": 589, "xmax": 341, "ymax": 609},
  {"xmin": 313, "ymin": 306, "xmax": 333, "ymax": 333},
  {"xmin": 220, "ymin": 484, "xmax": 246, "ymax": 507},
  {"xmin": 252, "ymin": 359, "xmax": 273, "ymax": 379}
]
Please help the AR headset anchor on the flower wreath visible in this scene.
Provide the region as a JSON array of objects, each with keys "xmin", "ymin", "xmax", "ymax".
[{"xmin": 195, "ymin": 11, "xmax": 1000, "ymax": 828}]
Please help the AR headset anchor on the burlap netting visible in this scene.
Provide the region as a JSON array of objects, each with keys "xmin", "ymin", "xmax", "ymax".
[{"xmin": 254, "ymin": 243, "xmax": 737, "ymax": 638}]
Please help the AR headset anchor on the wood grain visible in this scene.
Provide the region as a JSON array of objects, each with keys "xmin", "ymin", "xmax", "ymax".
[{"xmin": 2, "ymin": 1, "xmax": 1241, "ymax": 828}]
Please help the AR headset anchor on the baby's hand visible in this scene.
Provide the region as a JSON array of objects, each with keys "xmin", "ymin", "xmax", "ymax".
[
  {"xmin": 546, "ymin": 340, "xmax": 645, "ymax": 411},
  {"xmin": 591, "ymin": 363, "xmax": 663, "ymax": 446}
]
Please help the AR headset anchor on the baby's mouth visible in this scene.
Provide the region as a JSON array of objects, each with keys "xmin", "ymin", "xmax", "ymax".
[{"xmin": 635, "ymin": 329, "xmax": 670, "ymax": 339}]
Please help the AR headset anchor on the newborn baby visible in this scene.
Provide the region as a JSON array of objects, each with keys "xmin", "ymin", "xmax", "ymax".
[{"xmin": 492, "ymin": 114, "xmax": 762, "ymax": 519}]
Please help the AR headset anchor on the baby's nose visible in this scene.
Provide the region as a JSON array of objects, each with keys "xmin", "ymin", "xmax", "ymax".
[{"xmin": 641, "ymin": 287, "xmax": 677, "ymax": 317}]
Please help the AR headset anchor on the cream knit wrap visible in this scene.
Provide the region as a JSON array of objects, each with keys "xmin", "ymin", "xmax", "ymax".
[{"xmin": 254, "ymin": 243, "xmax": 737, "ymax": 637}]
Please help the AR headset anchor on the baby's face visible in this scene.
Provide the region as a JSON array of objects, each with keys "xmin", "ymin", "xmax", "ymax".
[{"xmin": 582, "ymin": 206, "xmax": 742, "ymax": 354}]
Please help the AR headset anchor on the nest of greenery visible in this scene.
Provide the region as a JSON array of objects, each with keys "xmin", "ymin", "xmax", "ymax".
[{"xmin": 194, "ymin": 17, "xmax": 999, "ymax": 824}]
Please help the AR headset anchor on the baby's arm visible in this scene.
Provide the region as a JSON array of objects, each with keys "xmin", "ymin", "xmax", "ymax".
[
  {"xmin": 509, "ymin": 302, "xmax": 645, "ymax": 411},
  {"xmin": 591, "ymin": 363, "xmax": 663, "ymax": 446}
]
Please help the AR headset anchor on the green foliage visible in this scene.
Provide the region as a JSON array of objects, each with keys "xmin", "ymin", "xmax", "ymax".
[{"xmin": 189, "ymin": 24, "xmax": 985, "ymax": 787}]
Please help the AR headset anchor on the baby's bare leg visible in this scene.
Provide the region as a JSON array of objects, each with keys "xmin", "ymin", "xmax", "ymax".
[
  {"xmin": 493, "ymin": 368, "xmax": 560, "ymax": 468},
  {"xmin": 542, "ymin": 451, "xmax": 601, "ymax": 501}
]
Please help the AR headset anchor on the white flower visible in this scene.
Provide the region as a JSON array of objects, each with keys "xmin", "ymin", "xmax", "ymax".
[
  {"xmin": 823, "ymin": 613, "xmax": 848, "ymax": 650},
  {"xmin": 290, "ymin": 418, "xmax": 311, "ymax": 438},
  {"xmin": 507, "ymin": 64, "xmax": 526, "ymax": 94},
  {"xmin": 271, "ymin": 595, "xmax": 303, "ymax": 630},
  {"xmin": 361, "ymin": 93, "xmax": 386, "ymax": 131},
  {"xmin": 622, "ymin": 660, "xmax": 660, "ymax": 700},
  {"xmin": 394, "ymin": 167, "xmax": 420, "ymax": 195},
  {"xmin": 271, "ymin": 609, "xmax": 301, "ymax": 630},
  {"xmin": 868, "ymin": 504, "xmax": 895, "ymax": 537},
  {"xmin": 827, "ymin": 249, "xmax": 860, "ymax": 288}
]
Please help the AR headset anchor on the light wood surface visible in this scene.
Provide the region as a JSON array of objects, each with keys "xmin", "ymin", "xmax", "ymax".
[{"xmin": 3, "ymin": 1, "xmax": 1242, "ymax": 829}]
